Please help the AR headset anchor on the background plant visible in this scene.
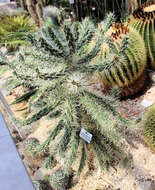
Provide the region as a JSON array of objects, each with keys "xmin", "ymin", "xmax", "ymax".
[
  {"xmin": 17, "ymin": 0, "xmax": 148, "ymax": 22},
  {"xmin": 0, "ymin": 14, "xmax": 35, "ymax": 49},
  {"xmin": 0, "ymin": 14, "xmax": 130, "ymax": 175},
  {"xmin": 17, "ymin": 0, "xmax": 66, "ymax": 26}
]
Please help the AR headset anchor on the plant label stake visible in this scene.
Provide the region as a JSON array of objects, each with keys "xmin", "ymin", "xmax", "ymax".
[{"xmin": 79, "ymin": 128, "xmax": 92, "ymax": 143}]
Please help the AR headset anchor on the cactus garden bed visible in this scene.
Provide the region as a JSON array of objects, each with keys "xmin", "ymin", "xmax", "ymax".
[
  {"xmin": 0, "ymin": 1, "xmax": 155, "ymax": 189},
  {"xmin": 0, "ymin": 52, "xmax": 155, "ymax": 190}
]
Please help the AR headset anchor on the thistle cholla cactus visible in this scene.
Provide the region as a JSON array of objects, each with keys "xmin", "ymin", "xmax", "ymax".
[{"xmin": 1, "ymin": 13, "xmax": 129, "ymax": 175}]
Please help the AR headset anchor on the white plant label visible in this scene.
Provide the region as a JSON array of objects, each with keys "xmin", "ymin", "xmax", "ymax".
[
  {"xmin": 79, "ymin": 128, "xmax": 92, "ymax": 143},
  {"xmin": 141, "ymin": 99, "xmax": 153, "ymax": 108},
  {"xmin": 69, "ymin": 0, "xmax": 74, "ymax": 4}
]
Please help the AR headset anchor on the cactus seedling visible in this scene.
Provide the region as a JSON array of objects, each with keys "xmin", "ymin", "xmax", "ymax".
[{"xmin": 49, "ymin": 169, "xmax": 69, "ymax": 190}]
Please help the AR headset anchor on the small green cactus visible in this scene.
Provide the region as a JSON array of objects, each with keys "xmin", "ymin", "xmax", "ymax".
[
  {"xmin": 143, "ymin": 104, "xmax": 155, "ymax": 151},
  {"xmin": 128, "ymin": 0, "xmax": 155, "ymax": 70},
  {"xmin": 24, "ymin": 138, "xmax": 43, "ymax": 166},
  {"xmin": 24, "ymin": 138, "xmax": 40, "ymax": 156},
  {"xmin": 49, "ymin": 169, "xmax": 69, "ymax": 190}
]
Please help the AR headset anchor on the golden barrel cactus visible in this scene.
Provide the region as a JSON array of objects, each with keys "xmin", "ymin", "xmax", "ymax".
[
  {"xmin": 91, "ymin": 23, "xmax": 147, "ymax": 97},
  {"xmin": 128, "ymin": 0, "xmax": 155, "ymax": 70}
]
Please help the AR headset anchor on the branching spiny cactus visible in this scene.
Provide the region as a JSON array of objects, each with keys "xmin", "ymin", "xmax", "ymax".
[
  {"xmin": 128, "ymin": 0, "xmax": 155, "ymax": 70},
  {"xmin": 90, "ymin": 22, "xmax": 147, "ymax": 97},
  {"xmin": 143, "ymin": 104, "xmax": 155, "ymax": 151},
  {"xmin": 1, "ymin": 14, "xmax": 129, "ymax": 175}
]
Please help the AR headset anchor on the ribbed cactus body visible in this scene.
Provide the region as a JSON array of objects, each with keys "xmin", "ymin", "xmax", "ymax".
[
  {"xmin": 128, "ymin": 0, "xmax": 155, "ymax": 70},
  {"xmin": 91, "ymin": 23, "xmax": 147, "ymax": 97},
  {"xmin": 143, "ymin": 104, "xmax": 155, "ymax": 151}
]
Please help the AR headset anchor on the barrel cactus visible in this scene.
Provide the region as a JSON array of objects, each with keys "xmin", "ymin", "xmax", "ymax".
[
  {"xmin": 91, "ymin": 23, "xmax": 147, "ymax": 97},
  {"xmin": 49, "ymin": 169, "xmax": 69, "ymax": 190},
  {"xmin": 143, "ymin": 104, "xmax": 155, "ymax": 151},
  {"xmin": 128, "ymin": 0, "xmax": 155, "ymax": 70}
]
